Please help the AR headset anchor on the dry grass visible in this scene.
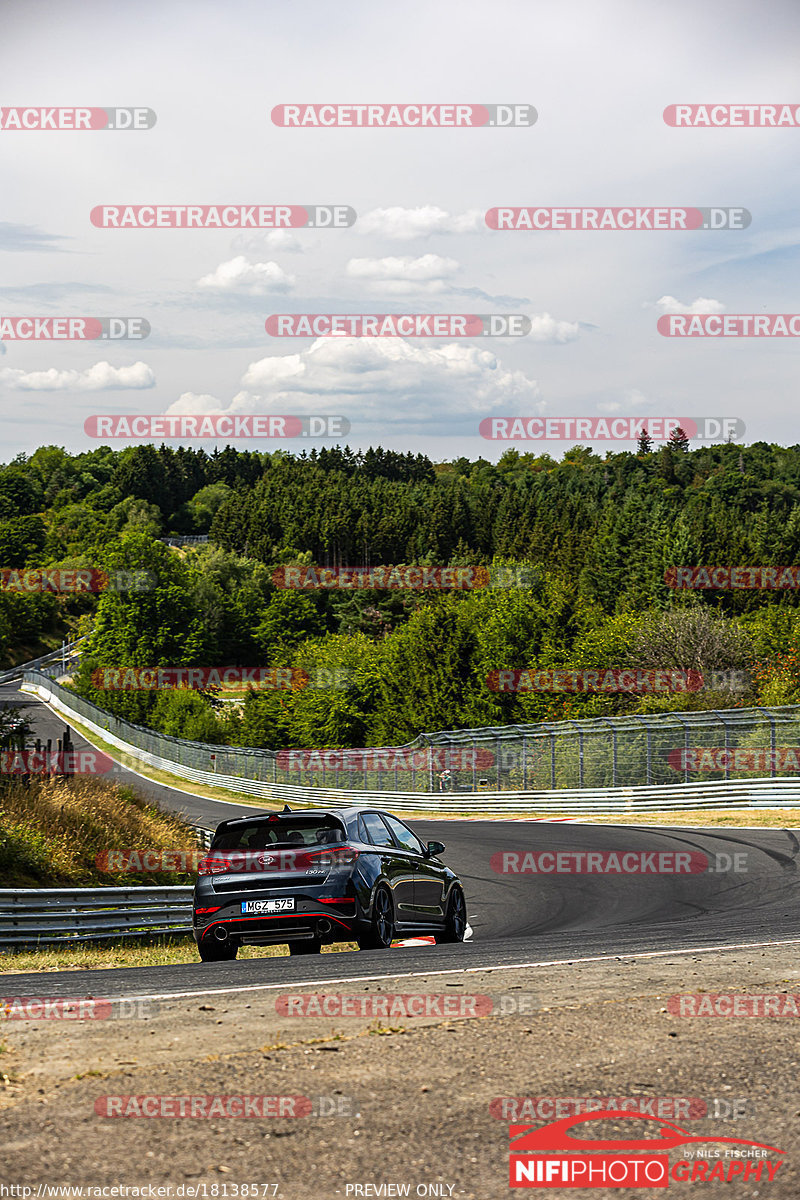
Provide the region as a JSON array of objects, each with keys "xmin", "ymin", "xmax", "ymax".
[
  {"xmin": 0, "ymin": 775, "xmax": 199, "ymax": 887},
  {"xmin": 0, "ymin": 935, "xmax": 359, "ymax": 974},
  {"xmin": 583, "ymin": 808, "xmax": 800, "ymax": 827}
]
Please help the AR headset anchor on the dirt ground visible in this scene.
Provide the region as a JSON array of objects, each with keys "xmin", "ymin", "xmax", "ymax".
[{"xmin": 2, "ymin": 943, "xmax": 800, "ymax": 1197}]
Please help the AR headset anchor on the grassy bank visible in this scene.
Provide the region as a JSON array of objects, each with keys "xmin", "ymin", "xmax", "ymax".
[
  {"xmin": 0, "ymin": 936, "xmax": 359, "ymax": 973},
  {"xmin": 0, "ymin": 775, "xmax": 200, "ymax": 887}
]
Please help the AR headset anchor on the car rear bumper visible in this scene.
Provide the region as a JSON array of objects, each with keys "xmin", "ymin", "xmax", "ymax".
[{"xmin": 193, "ymin": 891, "xmax": 359, "ymax": 946}]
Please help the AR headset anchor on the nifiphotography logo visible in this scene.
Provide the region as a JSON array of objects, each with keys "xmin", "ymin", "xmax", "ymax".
[{"xmin": 508, "ymin": 1111, "xmax": 784, "ymax": 1188}]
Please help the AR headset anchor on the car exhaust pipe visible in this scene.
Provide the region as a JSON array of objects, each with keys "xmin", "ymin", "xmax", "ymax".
[
  {"xmin": 316, "ymin": 918, "xmax": 332, "ymax": 937},
  {"xmin": 213, "ymin": 926, "xmax": 229, "ymax": 942}
]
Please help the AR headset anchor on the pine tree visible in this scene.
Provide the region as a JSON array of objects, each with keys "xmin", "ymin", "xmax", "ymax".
[{"xmin": 667, "ymin": 426, "xmax": 690, "ymax": 453}]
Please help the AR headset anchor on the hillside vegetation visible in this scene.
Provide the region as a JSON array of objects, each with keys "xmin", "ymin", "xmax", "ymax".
[
  {"xmin": 2, "ymin": 439, "xmax": 800, "ymax": 748},
  {"xmin": 0, "ymin": 776, "xmax": 199, "ymax": 887}
]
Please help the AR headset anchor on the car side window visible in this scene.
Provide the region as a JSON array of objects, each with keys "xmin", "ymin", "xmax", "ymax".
[
  {"xmin": 360, "ymin": 812, "xmax": 396, "ymax": 848},
  {"xmin": 382, "ymin": 814, "xmax": 424, "ymax": 855}
]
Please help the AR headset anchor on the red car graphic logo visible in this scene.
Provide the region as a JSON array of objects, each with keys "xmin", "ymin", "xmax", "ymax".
[{"xmin": 510, "ymin": 1110, "xmax": 784, "ymax": 1155}]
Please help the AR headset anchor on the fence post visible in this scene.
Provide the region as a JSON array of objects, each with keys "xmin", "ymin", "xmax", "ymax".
[
  {"xmin": 646, "ymin": 722, "xmax": 652, "ymax": 785},
  {"xmin": 600, "ymin": 718, "xmax": 616, "ymax": 787},
  {"xmin": 635, "ymin": 717, "xmax": 653, "ymax": 785},
  {"xmin": 578, "ymin": 730, "xmax": 584, "ymax": 788},
  {"xmin": 675, "ymin": 714, "xmax": 690, "ymax": 784},
  {"xmin": 769, "ymin": 711, "xmax": 777, "ymax": 777}
]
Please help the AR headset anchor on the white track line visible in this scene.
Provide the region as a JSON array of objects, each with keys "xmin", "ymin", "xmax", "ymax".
[{"xmin": 86, "ymin": 937, "xmax": 800, "ymax": 1006}]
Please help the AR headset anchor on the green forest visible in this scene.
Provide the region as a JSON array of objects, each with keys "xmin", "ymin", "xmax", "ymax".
[{"xmin": 2, "ymin": 435, "xmax": 800, "ymax": 750}]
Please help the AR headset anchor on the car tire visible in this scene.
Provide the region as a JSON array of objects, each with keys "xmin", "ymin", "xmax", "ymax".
[
  {"xmin": 289, "ymin": 939, "xmax": 323, "ymax": 955},
  {"xmin": 434, "ymin": 886, "xmax": 467, "ymax": 944},
  {"xmin": 198, "ymin": 937, "xmax": 239, "ymax": 962},
  {"xmin": 357, "ymin": 884, "xmax": 395, "ymax": 950}
]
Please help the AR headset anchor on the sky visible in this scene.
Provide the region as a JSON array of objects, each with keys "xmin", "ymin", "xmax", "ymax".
[{"xmin": 1, "ymin": 0, "xmax": 799, "ymax": 462}]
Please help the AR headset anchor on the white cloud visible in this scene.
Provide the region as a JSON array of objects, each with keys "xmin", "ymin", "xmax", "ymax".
[
  {"xmin": 597, "ymin": 389, "xmax": 656, "ymax": 414},
  {"xmin": 528, "ymin": 313, "xmax": 579, "ymax": 343},
  {"xmin": 652, "ymin": 295, "xmax": 726, "ymax": 315},
  {"xmin": 0, "ymin": 361, "xmax": 154, "ymax": 391},
  {"xmin": 164, "ymin": 336, "xmax": 542, "ymax": 424},
  {"xmin": 346, "ymin": 254, "xmax": 460, "ymax": 295},
  {"xmin": 167, "ymin": 392, "xmax": 220, "ymax": 414},
  {"xmin": 229, "ymin": 230, "xmax": 303, "ymax": 255},
  {"xmin": 358, "ymin": 206, "xmax": 483, "ymax": 240},
  {"xmin": 197, "ymin": 256, "xmax": 295, "ymax": 295}
]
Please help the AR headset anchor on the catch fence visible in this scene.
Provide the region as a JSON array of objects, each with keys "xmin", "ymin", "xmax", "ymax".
[{"xmin": 19, "ymin": 671, "xmax": 800, "ymax": 810}]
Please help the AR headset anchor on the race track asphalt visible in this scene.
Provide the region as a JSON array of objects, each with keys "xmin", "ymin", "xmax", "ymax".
[{"xmin": 3, "ymin": 680, "xmax": 799, "ymax": 999}]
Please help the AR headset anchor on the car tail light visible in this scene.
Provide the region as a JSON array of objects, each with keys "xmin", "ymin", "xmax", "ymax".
[
  {"xmin": 307, "ymin": 845, "xmax": 360, "ymax": 868},
  {"xmin": 194, "ymin": 906, "xmax": 222, "ymax": 915},
  {"xmin": 197, "ymin": 855, "xmax": 234, "ymax": 875}
]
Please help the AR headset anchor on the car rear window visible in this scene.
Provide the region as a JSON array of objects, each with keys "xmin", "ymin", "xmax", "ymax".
[{"xmin": 212, "ymin": 817, "xmax": 346, "ymax": 850}]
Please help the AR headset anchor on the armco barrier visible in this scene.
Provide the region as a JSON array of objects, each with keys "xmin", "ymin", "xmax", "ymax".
[
  {"xmin": 0, "ymin": 887, "xmax": 194, "ymax": 948},
  {"xmin": 0, "ymin": 639, "xmax": 85, "ymax": 686},
  {"xmin": 19, "ymin": 671, "xmax": 800, "ymax": 813}
]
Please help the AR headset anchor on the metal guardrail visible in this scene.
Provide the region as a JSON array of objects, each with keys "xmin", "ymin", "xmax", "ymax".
[
  {"xmin": 193, "ymin": 825, "xmax": 214, "ymax": 849},
  {"xmin": 0, "ymin": 639, "xmax": 85, "ymax": 686},
  {"xmin": 0, "ymin": 887, "xmax": 194, "ymax": 948},
  {"xmin": 160, "ymin": 536, "xmax": 210, "ymax": 547},
  {"xmin": 19, "ymin": 671, "xmax": 800, "ymax": 813}
]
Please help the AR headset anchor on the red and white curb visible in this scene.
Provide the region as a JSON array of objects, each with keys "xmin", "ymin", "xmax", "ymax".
[{"xmin": 392, "ymin": 922, "xmax": 474, "ymax": 947}]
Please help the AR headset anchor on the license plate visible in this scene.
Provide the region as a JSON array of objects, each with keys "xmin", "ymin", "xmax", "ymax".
[{"xmin": 241, "ymin": 898, "xmax": 295, "ymax": 914}]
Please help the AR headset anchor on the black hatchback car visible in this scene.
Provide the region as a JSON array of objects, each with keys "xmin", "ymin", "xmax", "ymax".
[{"xmin": 192, "ymin": 806, "xmax": 467, "ymax": 961}]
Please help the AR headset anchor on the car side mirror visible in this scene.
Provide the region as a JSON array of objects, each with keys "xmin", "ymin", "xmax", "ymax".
[{"xmin": 426, "ymin": 840, "xmax": 446, "ymax": 857}]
